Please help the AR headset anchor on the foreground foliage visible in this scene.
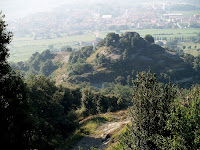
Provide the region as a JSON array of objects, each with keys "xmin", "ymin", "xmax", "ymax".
[
  {"xmin": 121, "ymin": 70, "xmax": 176, "ymax": 149},
  {"xmin": 120, "ymin": 71, "xmax": 200, "ymax": 150},
  {"xmin": 0, "ymin": 12, "xmax": 34, "ymax": 149},
  {"xmin": 155, "ymin": 85, "xmax": 200, "ymax": 149}
]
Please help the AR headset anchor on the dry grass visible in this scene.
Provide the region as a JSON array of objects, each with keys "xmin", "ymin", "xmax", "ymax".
[
  {"xmin": 66, "ymin": 110, "xmax": 129, "ymax": 149},
  {"xmin": 86, "ymin": 47, "xmax": 103, "ymax": 63}
]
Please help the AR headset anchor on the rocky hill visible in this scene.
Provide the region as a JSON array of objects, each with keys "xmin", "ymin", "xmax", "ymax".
[
  {"xmin": 59, "ymin": 32, "xmax": 194, "ymax": 87},
  {"xmin": 12, "ymin": 32, "xmax": 197, "ymax": 87}
]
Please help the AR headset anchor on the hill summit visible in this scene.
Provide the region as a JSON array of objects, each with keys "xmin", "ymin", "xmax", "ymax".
[{"xmin": 64, "ymin": 32, "xmax": 193, "ymax": 87}]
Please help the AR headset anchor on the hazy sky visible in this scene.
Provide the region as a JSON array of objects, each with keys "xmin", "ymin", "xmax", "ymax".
[
  {"xmin": 0, "ymin": 0, "xmax": 148, "ymax": 19},
  {"xmin": 0, "ymin": 0, "xmax": 181, "ymax": 21},
  {"xmin": 0, "ymin": 0, "xmax": 77, "ymax": 20},
  {"xmin": 1, "ymin": 0, "xmax": 121, "ymax": 20}
]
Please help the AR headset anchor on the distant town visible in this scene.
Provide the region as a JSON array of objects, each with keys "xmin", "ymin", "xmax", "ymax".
[
  {"xmin": 8, "ymin": 2, "xmax": 200, "ymax": 39},
  {"xmin": 3, "ymin": 0, "xmax": 200, "ymax": 63}
]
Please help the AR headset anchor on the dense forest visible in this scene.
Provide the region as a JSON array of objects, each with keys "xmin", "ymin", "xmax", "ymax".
[{"xmin": 1, "ymin": 12, "xmax": 200, "ymax": 150}]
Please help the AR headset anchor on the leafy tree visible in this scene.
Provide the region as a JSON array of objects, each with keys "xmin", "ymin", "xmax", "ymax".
[
  {"xmin": 122, "ymin": 70, "xmax": 176, "ymax": 149},
  {"xmin": 0, "ymin": 12, "xmax": 35, "ymax": 149},
  {"xmin": 26, "ymin": 75, "xmax": 78, "ymax": 149},
  {"xmin": 41, "ymin": 49, "xmax": 54, "ymax": 60},
  {"xmin": 155, "ymin": 85, "xmax": 200, "ymax": 149},
  {"xmin": 193, "ymin": 56, "xmax": 200, "ymax": 72},
  {"xmin": 144, "ymin": 34, "xmax": 154, "ymax": 43},
  {"xmin": 11, "ymin": 50, "xmax": 57, "ymax": 77},
  {"xmin": 102, "ymin": 82, "xmax": 132, "ymax": 102},
  {"xmin": 81, "ymin": 89, "xmax": 99, "ymax": 115},
  {"xmin": 60, "ymin": 87, "xmax": 82, "ymax": 112},
  {"xmin": 183, "ymin": 54, "xmax": 194, "ymax": 65},
  {"xmin": 131, "ymin": 36, "xmax": 146, "ymax": 49},
  {"xmin": 67, "ymin": 62, "xmax": 92, "ymax": 76},
  {"xmin": 61, "ymin": 46, "xmax": 72, "ymax": 52},
  {"xmin": 80, "ymin": 87, "xmax": 127, "ymax": 116},
  {"xmin": 105, "ymin": 32, "xmax": 120, "ymax": 47},
  {"xmin": 0, "ymin": 13, "xmax": 12, "ymax": 63},
  {"xmin": 29, "ymin": 52, "xmax": 39, "ymax": 62},
  {"xmin": 123, "ymin": 32, "xmax": 140, "ymax": 39},
  {"xmin": 119, "ymin": 38, "xmax": 130, "ymax": 49},
  {"xmin": 40, "ymin": 60, "xmax": 57, "ymax": 76},
  {"xmin": 69, "ymin": 46, "xmax": 94, "ymax": 63}
]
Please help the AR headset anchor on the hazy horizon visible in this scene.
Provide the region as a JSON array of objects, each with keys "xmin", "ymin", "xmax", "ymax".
[
  {"xmin": 1, "ymin": 0, "xmax": 173, "ymax": 20},
  {"xmin": 1, "ymin": 0, "xmax": 80, "ymax": 20}
]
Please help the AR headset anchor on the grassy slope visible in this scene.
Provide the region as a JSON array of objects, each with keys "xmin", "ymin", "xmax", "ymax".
[{"xmin": 86, "ymin": 47, "xmax": 104, "ymax": 63}]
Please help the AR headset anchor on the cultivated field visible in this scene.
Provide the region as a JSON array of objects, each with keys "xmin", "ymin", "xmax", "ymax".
[
  {"xmin": 179, "ymin": 42, "xmax": 200, "ymax": 56},
  {"xmin": 9, "ymin": 33, "xmax": 96, "ymax": 62},
  {"xmin": 100, "ymin": 28, "xmax": 199, "ymax": 38}
]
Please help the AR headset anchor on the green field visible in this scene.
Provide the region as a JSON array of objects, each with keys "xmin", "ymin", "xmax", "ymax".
[
  {"xmin": 9, "ymin": 33, "xmax": 96, "ymax": 62},
  {"xmin": 165, "ymin": 10, "xmax": 200, "ymax": 16},
  {"xmin": 9, "ymin": 28, "xmax": 200, "ymax": 62},
  {"xmin": 179, "ymin": 42, "xmax": 200, "ymax": 56},
  {"xmin": 100, "ymin": 28, "xmax": 200, "ymax": 38}
]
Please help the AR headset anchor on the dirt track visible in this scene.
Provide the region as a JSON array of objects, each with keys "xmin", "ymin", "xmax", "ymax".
[{"xmin": 71, "ymin": 119, "xmax": 130, "ymax": 150}]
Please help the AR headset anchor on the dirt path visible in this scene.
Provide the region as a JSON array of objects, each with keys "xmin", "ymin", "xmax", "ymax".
[
  {"xmin": 53, "ymin": 52, "xmax": 71, "ymax": 63},
  {"xmin": 71, "ymin": 119, "xmax": 130, "ymax": 150},
  {"xmin": 71, "ymin": 136, "xmax": 103, "ymax": 150}
]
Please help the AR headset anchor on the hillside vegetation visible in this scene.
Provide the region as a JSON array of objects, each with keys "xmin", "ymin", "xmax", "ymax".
[
  {"xmin": 51, "ymin": 32, "xmax": 200, "ymax": 88},
  {"xmin": 12, "ymin": 31, "xmax": 200, "ymax": 88}
]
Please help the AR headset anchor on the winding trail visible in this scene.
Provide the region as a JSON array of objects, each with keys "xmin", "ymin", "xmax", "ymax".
[{"xmin": 71, "ymin": 118, "xmax": 130, "ymax": 150}]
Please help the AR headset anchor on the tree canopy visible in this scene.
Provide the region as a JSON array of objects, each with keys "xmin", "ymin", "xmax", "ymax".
[
  {"xmin": 144, "ymin": 34, "xmax": 155, "ymax": 43},
  {"xmin": 0, "ymin": 12, "xmax": 34, "ymax": 149},
  {"xmin": 122, "ymin": 70, "xmax": 176, "ymax": 149}
]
